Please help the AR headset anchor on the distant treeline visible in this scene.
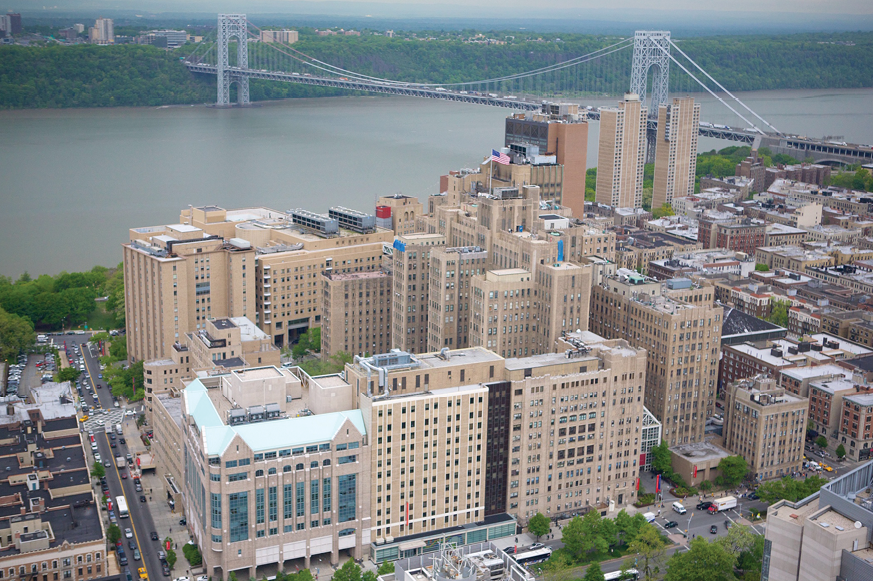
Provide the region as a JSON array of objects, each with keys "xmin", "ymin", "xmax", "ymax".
[{"xmin": 0, "ymin": 31, "xmax": 871, "ymax": 109}]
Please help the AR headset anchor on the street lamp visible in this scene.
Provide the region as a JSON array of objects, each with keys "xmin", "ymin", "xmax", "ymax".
[{"xmin": 686, "ymin": 511, "xmax": 694, "ymax": 540}]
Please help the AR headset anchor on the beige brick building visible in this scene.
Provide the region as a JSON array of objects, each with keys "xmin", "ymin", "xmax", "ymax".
[
  {"xmin": 596, "ymin": 94, "xmax": 647, "ymax": 209},
  {"xmin": 376, "ymin": 195, "xmax": 424, "ymax": 237},
  {"xmin": 652, "ymin": 96, "xmax": 700, "ymax": 210},
  {"xmin": 589, "ymin": 270, "xmax": 723, "ymax": 446},
  {"xmin": 503, "ymin": 341, "xmax": 649, "ymax": 520},
  {"xmin": 723, "ymin": 377, "xmax": 807, "ymax": 480},
  {"xmin": 391, "ymin": 233, "xmax": 446, "ymax": 353},
  {"xmin": 321, "ymin": 271, "xmax": 392, "ymax": 357},
  {"xmin": 426, "ymin": 246, "xmax": 488, "ymax": 351}
]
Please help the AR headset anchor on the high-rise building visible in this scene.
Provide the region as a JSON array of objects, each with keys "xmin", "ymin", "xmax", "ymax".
[
  {"xmin": 321, "ymin": 271, "xmax": 392, "ymax": 357},
  {"xmin": 589, "ymin": 270, "xmax": 723, "ymax": 446},
  {"xmin": 390, "ymin": 233, "xmax": 446, "ymax": 353},
  {"xmin": 259, "ymin": 29, "xmax": 298, "ymax": 44},
  {"xmin": 504, "ymin": 103, "xmax": 589, "ymax": 218},
  {"xmin": 723, "ymin": 377, "xmax": 807, "ymax": 480},
  {"xmin": 595, "ymin": 94, "xmax": 647, "ymax": 209},
  {"xmin": 501, "ymin": 341, "xmax": 650, "ymax": 519},
  {"xmin": 426, "ymin": 246, "xmax": 488, "ymax": 351},
  {"xmin": 89, "ymin": 17, "xmax": 113, "ymax": 44},
  {"xmin": 0, "ymin": 13, "xmax": 21, "ymax": 35},
  {"xmin": 652, "ymin": 96, "xmax": 700, "ymax": 210},
  {"xmin": 123, "ymin": 224, "xmax": 256, "ymax": 363}
]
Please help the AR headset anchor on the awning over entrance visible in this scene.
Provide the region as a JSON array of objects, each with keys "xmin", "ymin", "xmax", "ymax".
[{"xmin": 398, "ymin": 540, "xmax": 426, "ymax": 552}]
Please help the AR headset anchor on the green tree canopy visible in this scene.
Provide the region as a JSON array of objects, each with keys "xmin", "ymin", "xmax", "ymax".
[
  {"xmin": 582, "ymin": 563, "xmax": 605, "ymax": 581},
  {"xmin": 836, "ymin": 444, "xmax": 846, "ymax": 459},
  {"xmin": 651, "ymin": 440, "xmax": 672, "ymax": 474},
  {"xmin": 755, "ymin": 263, "xmax": 769, "ymax": 272},
  {"xmin": 107, "ymin": 524, "xmax": 121, "ymax": 545},
  {"xmin": 718, "ymin": 456, "xmax": 749, "ymax": 488},
  {"xmin": 623, "ymin": 524, "xmax": 666, "ymax": 581},
  {"xmin": 333, "ymin": 560, "xmax": 363, "ymax": 581},
  {"xmin": 652, "ymin": 203, "xmax": 675, "ymax": 219},
  {"xmin": 56, "ymin": 367, "xmax": 81, "ymax": 382},
  {"xmin": 816, "ymin": 435, "xmax": 828, "ymax": 448},
  {"xmin": 0, "ymin": 306, "xmax": 35, "ymax": 363},
  {"xmin": 91, "ymin": 462, "xmax": 105, "ymax": 479},
  {"xmin": 528, "ymin": 512, "xmax": 551, "ymax": 540},
  {"xmin": 664, "ymin": 537, "xmax": 736, "ymax": 581},
  {"xmin": 376, "ymin": 562, "xmax": 395, "ymax": 576},
  {"xmin": 768, "ymin": 299, "xmax": 790, "ymax": 328},
  {"xmin": 755, "ymin": 475, "xmax": 828, "ymax": 504}
]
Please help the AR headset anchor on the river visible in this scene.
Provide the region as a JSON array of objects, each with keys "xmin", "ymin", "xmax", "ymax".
[{"xmin": 1, "ymin": 87, "xmax": 872, "ymax": 278}]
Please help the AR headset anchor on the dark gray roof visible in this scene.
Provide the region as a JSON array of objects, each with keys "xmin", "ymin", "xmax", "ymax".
[
  {"xmin": 212, "ymin": 318, "xmax": 236, "ymax": 330},
  {"xmin": 216, "ymin": 357, "xmax": 245, "ymax": 368},
  {"xmin": 721, "ymin": 307, "xmax": 787, "ymax": 341}
]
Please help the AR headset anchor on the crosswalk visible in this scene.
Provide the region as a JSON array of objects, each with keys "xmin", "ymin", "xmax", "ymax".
[{"xmin": 82, "ymin": 409, "xmax": 126, "ymax": 432}]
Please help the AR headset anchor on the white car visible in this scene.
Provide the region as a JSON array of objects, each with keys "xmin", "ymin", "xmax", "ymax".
[
  {"xmin": 174, "ymin": 577, "xmax": 190, "ymax": 581},
  {"xmin": 125, "ymin": 528, "xmax": 133, "ymax": 539}
]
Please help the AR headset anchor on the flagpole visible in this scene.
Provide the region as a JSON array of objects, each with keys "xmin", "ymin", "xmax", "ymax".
[{"xmin": 489, "ymin": 156, "xmax": 493, "ymax": 194}]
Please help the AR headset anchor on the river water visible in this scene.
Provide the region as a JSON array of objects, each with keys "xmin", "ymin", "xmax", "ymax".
[{"xmin": 1, "ymin": 87, "xmax": 872, "ymax": 278}]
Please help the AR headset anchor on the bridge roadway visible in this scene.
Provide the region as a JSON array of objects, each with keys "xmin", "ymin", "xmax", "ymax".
[{"xmin": 188, "ymin": 62, "xmax": 873, "ymax": 160}]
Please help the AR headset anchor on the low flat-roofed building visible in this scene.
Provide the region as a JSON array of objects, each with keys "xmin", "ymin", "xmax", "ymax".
[
  {"xmin": 763, "ymin": 459, "xmax": 873, "ymax": 581},
  {"xmin": 669, "ymin": 441, "xmax": 731, "ymax": 484}
]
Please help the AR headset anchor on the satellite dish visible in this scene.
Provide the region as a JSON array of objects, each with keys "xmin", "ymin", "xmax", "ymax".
[{"xmin": 856, "ymin": 521, "xmax": 863, "ymax": 529}]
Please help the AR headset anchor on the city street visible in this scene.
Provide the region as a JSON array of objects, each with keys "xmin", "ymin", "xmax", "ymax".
[{"xmin": 53, "ymin": 332, "xmax": 167, "ymax": 581}]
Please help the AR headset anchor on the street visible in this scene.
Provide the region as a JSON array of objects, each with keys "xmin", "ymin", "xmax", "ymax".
[{"xmin": 54, "ymin": 332, "xmax": 166, "ymax": 581}]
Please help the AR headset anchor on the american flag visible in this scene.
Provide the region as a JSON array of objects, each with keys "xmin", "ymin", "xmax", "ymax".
[{"xmin": 491, "ymin": 149, "xmax": 510, "ymax": 165}]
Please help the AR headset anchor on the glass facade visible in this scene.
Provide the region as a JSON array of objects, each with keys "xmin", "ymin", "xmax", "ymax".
[
  {"xmin": 228, "ymin": 492, "xmax": 249, "ymax": 543},
  {"xmin": 296, "ymin": 482, "xmax": 305, "ymax": 517},
  {"xmin": 338, "ymin": 474, "xmax": 356, "ymax": 523},
  {"xmin": 311, "ymin": 480, "xmax": 319, "ymax": 514},
  {"xmin": 256, "ymin": 488, "xmax": 265, "ymax": 525},
  {"xmin": 269, "ymin": 486, "xmax": 278, "ymax": 522},
  {"xmin": 284, "ymin": 484, "xmax": 294, "ymax": 519},
  {"xmin": 323, "ymin": 478, "xmax": 331, "ymax": 513},
  {"xmin": 211, "ymin": 493, "xmax": 221, "ymax": 529}
]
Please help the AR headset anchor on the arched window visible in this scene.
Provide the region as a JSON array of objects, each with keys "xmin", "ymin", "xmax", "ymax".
[
  {"xmin": 296, "ymin": 463, "xmax": 304, "ymax": 470},
  {"xmin": 255, "ymin": 469, "xmax": 264, "ymax": 477},
  {"xmin": 323, "ymin": 459, "xmax": 331, "ymax": 467},
  {"xmin": 268, "ymin": 467, "xmax": 277, "ymax": 475}
]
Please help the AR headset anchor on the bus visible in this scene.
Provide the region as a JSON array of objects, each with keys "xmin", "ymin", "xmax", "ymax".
[
  {"xmin": 513, "ymin": 547, "xmax": 552, "ymax": 567},
  {"xmin": 116, "ymin": 496, "xmax": 129, "ymax": 519},
  {"xmin": 604, "ymin": 569, "xmax": 639, "ymax": 581}
]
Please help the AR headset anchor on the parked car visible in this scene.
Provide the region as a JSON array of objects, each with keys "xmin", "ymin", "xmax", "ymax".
[
  {"xmin": 133, "ymin": 549, "xmax": 140, "ymax": 562},
  {"xmin": 125, "ymin": 528, "xmax": 133, "ymax": 539},
  {"xmin": 529, "ymin": 543, "xmax": 545, "ymax": 551},
  {"xmin": 725, "ymin": 520, "xmax": 732, "ymax": 530},
  {"xmin": 150, "ymin": 532, "xmax": 159, "ymax": 541}
]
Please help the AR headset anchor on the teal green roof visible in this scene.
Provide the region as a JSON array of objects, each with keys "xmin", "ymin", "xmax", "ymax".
[{"xmin": 182, "ymin": 379, "xmax": 366, "ymax": 456}]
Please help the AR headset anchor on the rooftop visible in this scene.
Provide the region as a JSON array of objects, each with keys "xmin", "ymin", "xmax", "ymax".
[
  {"xmin": 670, "ymin": 441, "xmax": 731, "ymax": 463},
  {"xmin": 183, "ymin": 378, "xmax": 366, "ymax": 456}
]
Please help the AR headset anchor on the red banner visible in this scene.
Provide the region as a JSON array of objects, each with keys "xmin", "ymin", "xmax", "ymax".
[{"xmin": 693, "ymin": 465, "xmax": 698, "ymax": 479}]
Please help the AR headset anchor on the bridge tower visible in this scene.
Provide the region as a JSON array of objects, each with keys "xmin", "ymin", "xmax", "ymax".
[
  {"xmin": 630, "ymin": 31, "xmax": 671, "ymax": 163},
  {"xmin": 217, "ymin": 13, "xmax": 249, "ymax": 106}
]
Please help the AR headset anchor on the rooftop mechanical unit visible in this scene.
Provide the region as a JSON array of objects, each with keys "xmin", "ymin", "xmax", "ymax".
[
  {"xmin": 290, "ymin": 209, "xmax": 338, "ymax": 235},
  {"xmin": 329, "ymin": 206, "xmax": 376, "ymax": 233}
]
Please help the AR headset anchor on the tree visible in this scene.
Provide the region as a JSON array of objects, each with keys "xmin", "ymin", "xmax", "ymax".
[
  {"xmin": 362, "ymin": 572, "xmax": 378, "ymax": 581},
  {"xmin": 107, "ymin": 524, "xmax": 121, "ymax": 545},
  {"xmin": 664, "ymin": 537, "xmax": 736, "ymax": 581},
  {"xmin": 333, "ymin": 560, "xmax": 362, "ymax": 581},
  {"xmin": 166, "ymin": 548, "xmax": 177, "ymax": 569},
  {"xmin": 56, "ymin": 367, "xmax": 81, "ymax": 382},
  {"xmin": 716, "ymin": 524, "xmax": 757, "ymax": 558},
  {"xmin": 768, "ymin": 299, "xmax": 790, "ymax": 328},
  {"xmin": 816, "ymin": 435, "xmax": 828, "ymax": 449},
  {"xmin": 754, "ymin": 263, "xmax": 769, "ymax": 272},
  {"xmin": 717, "ymin": 456, "xmax": 749, "ymax": 488},
  {"xmin": 699, "ymin": 480, "xmax": 712, "ymax": 493},
  {"xmin": 624, "ymin": 524, "xmax": 665, "ymax": 581},
  {"xmin": 651, "ymin": 440, "xmax": 672, "ymax": 474},
  {"xmin": 837, "ymin": 444, "xmax": 846, "ymax": 459},
  {"xmin": 755, "ymin": 475, "xmax": 828, "ymax": 504},
  {"xmin": 91, "ymin": 462, "xmax": 105, "ymax": 479},
  {"xmin": 228, "ymin": 573, "xmax": 238, "ymax": 581},
  {"xmin": 376, "ymin": 562, "xmax": 395, "ymax": 576},
  {"xmin": 565, "ymin": 511, "xmax": 609, "ymax": 560},
  {"xmin": 582, "ymin": 563, "xmax": 605, "ymax": 581},
  {"xmin": 182, "ymin": 543, "xmax": 202, "ymax": 567},
  {"xmin": 528, "ymin": 512, "xmax": 551, "ymax": 540},
  {"xmin": 652, "ymin": 203, "xmax": 675, "ymax": 219},
  {"xmin": 0, "ymin": 307, "xmax": 35, "ymax": 363}
]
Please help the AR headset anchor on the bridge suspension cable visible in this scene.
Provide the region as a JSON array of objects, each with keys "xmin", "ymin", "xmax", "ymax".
[
  {"xmin": 246, "ymin": 20, "xmax": 632, "ymax": 88},
  {"xmin": 666, "ymin": 39, "xmax": 782, "ymax": 136}
]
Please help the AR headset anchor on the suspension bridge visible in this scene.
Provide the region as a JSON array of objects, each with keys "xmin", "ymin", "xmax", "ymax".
[{"xmin": 183, "ymin": 14, "xmax": 873, "ymax": 164}]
